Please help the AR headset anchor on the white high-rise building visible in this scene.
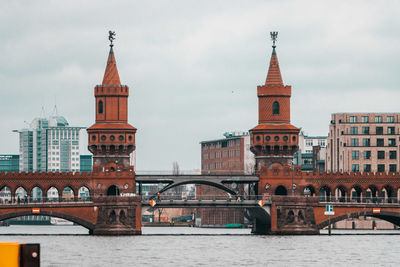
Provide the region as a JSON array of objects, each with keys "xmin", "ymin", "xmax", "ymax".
[{"xmin": 16, "ymin": 116, "xmax": 84, "ymax": 172}]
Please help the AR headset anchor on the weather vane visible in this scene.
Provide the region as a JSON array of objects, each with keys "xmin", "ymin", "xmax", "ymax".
[
  {"xmin": 108, "ymin": 30, "xmax": 116, "ymax": 47},
  {"xmin": 270, "ymin": 31, "xmax": 278, "ymax": 48}
]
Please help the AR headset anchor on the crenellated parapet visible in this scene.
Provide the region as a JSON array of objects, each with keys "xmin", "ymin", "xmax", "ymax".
[{"xmin": 258, "ymin": 165, "xmax": 400, "ymax": 198}]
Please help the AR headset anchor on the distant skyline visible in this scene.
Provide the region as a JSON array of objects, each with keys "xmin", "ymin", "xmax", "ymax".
[{"xmin": 1, "ymin": 0, "xmax": 400, "ymax": 170}]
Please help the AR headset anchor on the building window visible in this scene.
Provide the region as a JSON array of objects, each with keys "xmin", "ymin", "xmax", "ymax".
[
  {"xmin": 274, "ymin": 136, "xmax": 279, "ymax": 141},
  {"xmin": 266, "ymin": 136, "xmax": 271, "ymax": 141},
  {"xmin": 387, "ymin": 116, "xmax": 394, "ymax": 123},
  {"xmin": 390, "ymin": 151, "xmax": 397, "ymax": 159},
  {"xmin": 352, "ymin": 164, "xmax": 359, "ymax": 172},
  {"xmin": 101, "ymin": 135, "xmax": 106, "ymax": 141},
  {"xmin": 361, "ymin": 116, "xmax": 369, "ymax": 123},
  {"xmin": 273, "ymin": 101, "xmax": 280, "ymax": 115},
  {"xmin": 376, "ymin": 127, "xmax": 383, "ymax": 135},
  {"xmin": 377, "ymin": 164, "xmax": 385, "ymax": 172},
  {"xmin": 318, "ymin": 140, "xmax": 326, "ymax": 147},
  {"xmin": 352, "ymin": 151, "xmax": 359, "ymax": 160},
  {"xmin": 388, "ymin": 127, "xmax": 395, "ymax": 135},
  {"xmin": 349, "ymin": 116, "xmax": 357, "ymax": 123},
  {"xmin": 389, "ymin": 138, "xmax": 396, "ymax": 147},
  {"xmin": 362, "ymin": 138, "xmax": 370, "ymax": 147},
  {"xmin": 110, "ymin": 135, "xmax": 115, "ymax": 141},
  {"xmin": 351, "ymin": 138, "xmax": 359, "ymax": 146},
  {"xmin": 377, "ymin": 138, "xmax": 384, "ymax": 147},
  {"xmin": 389, "ymin": 164, "xmax": 397, "ymax": 172},
  {"xmin": 364, "ymin": 164, "xmax": 371, "ymax": 172},
  {"xmin": 350, "ymin": 127, "xmax": 358, "ymax": 135},
  {"xmin": 203, "ymin": 153, "xmax": 208, "ymax": 160},
  {"xmin": 378, "ymin": 151, "xmax": 385, "ymax": 159},
  {"xmin": 119, "ymin": 135, "xmax": 124, "ymax": 141},
  {"xmin": 375, "ymin": 116, "xmax": 382, "ymax": 123},
  {"xmin": 98, "ymin": 101, "xmax": 103, "ymax": 114},
  {"xmin": 362, "ymin": 127, "xmax": 369, "ymax": 134},
  {"xmin": 305, "ymin": 140, "xmax": 313, "ymax": 146}
]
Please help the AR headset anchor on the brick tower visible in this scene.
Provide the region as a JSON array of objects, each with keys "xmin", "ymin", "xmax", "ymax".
[
  {"xmin": 87, "ymin": 32, "xmax": 137, "ymax": 171},
  {"xmin": 249, "ymin": 32, "xmax": 299, "ymax": 170}
]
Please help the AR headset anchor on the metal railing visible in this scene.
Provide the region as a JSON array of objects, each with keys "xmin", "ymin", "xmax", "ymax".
[{"xmin": 0, "ymin": 197, "xmax": 91, "ymax": 205}]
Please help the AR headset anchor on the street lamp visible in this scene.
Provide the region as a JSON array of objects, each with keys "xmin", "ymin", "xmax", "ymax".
[
  {"xmin": 115, "ymin": 160, "xmax": 119, "ymax": 197},
  {"xmin": 291, "ymin": 160, "xmax": 294, "ymax": 196}
]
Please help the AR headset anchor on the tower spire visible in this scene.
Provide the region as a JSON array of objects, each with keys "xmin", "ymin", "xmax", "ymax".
[
  {"xmin": 265, "ymin": 31, "xmax": 283, "ymax": 86},
  {"xmin": 102, "ymin": 31, "xmax": 121, "ymax": 86}
]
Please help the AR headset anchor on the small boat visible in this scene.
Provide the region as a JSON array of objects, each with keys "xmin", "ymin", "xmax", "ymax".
[{"xmin": 50, "ymin": 217, "xmax": 74, "ymax": 226}]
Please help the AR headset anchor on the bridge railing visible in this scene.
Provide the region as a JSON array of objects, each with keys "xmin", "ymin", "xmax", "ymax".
[
  {"xmin": 317, "ymin": 196, "xmax": 400, "ymax": 204},
  {"xmin": 0, "ymin": 197, "xmax": 92, "ymax": 205},
  {"xmin": 141, "ymin": 195, "xmax": 265, "ymax": 202}
]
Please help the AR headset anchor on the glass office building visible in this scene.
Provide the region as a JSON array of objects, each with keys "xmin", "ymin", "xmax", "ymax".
[
  {"xmin": 0, "ymin": 155, "xmax": 19, "ymax": 172},
  {"xmin": 16, "ymin": 116, "xmax": 85, "ymax": 172}
]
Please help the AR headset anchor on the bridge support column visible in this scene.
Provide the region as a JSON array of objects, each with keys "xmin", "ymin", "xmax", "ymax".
[
  {"xmin": 248, "ymin": 206, "xmax": 271, "ymax": 235},
  {"xmin": 92, "ymin": 197, "xmax": 142, "ymax": 235},
  {"xmin": 270, "ymin": 196, "xmax": 319, "ymax": 235}
]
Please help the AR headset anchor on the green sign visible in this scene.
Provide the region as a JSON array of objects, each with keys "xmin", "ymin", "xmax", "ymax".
[{"xmin": 326, "ymin": 205, "xmax": 333, "ymax": 212}]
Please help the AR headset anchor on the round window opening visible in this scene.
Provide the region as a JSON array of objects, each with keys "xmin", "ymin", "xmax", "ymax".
[
  {"xmin": 92, "ymin": 135, "xmax": 96, "ymax": 141},
  {"xmin": 256, "ymin": 136, "xmax": 261, "ymax": 141},
  {"xmin": 283, "ymin": 136, "xmax": 288, "ymax": 141},
  {"xmin": 266, "ymin": 136, "xmax": 271, "ymax": 141},
  {"xmin": 274, "ymin": 136, "xmax": 279, "ymax": 141},
  {"xmin": 110, "ymin": 135, "xmax": 115, "ymax": 141},
  {"xmin": 292, "ymin": 136, "xmax": 296, "ymax": 141},
  {"xmin": 101, "ymin": 135, "xmax": 106, "ymax": 141},
  {"xmin": 128, "ymin": 135, "xmax": 133, "ymax": 141},
  {"xmin": 119, "ymin": 135, "xmax": 124, "ymax": 141}
]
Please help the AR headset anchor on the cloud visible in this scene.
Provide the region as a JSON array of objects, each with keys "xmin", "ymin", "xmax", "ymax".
[{"xmin": 1, "ymin": 0, "xmax": 399, "ymax": 170}]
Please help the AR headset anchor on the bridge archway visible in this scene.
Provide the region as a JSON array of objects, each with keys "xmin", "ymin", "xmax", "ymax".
[
  {"xmin": 319, "ymin": 185, "xmax": 331, "ymax": 202},
  {"xmin": 303, "ymin": 185, "xmax": 316, "ymax": 197},
  {"xmin": 274, "ymin": 185, "xmax": 287, "ymax": 196},
  {"xmin": 78, "ymin": 186, "xmax": 91, "ymax": 201},
  {"xmin": 317, "ymin": 210, "xmax": 400, "ymax": 229},
  {"xmin": 382, "ymin": 185, "xmax": 395, "ymax": 202},
  {"xmin": 0, "ymin": 210, "xmax": 94, "ymax": 233},
  {"xmin": 154, "ymin": 180, "xmax": 237, "ymax": 196},
  {"xmin": 0, "ymin": 186, "xmax": 11, "ymax": 203},
  {"xmin": 47, "ymin": 186, "xmax": 59, "ymax": 202},
  {"xmin": 62, "ymin": 187, "xmax": 74, "ymax": 201},
  {"xmin": 334, "ymin": 185, "xmax": 347, "ymax": 202},
  {"xmin": 351, "ymin": 185, "xmax": 362, "ymax": 202},
  {"xmin": 107, "ymin": 185, "xmax": 119, "ymax": 196},
  {"xmin": 15, "ymin": 186, "xmax": 27, "ymax": 202},
  {"xmin": 30, "ymin": 186, "xmax": 43, "ymax": 202},
  {"xmin": 366, "ymin": 185, "xmax": 378, "ymax": 200}
]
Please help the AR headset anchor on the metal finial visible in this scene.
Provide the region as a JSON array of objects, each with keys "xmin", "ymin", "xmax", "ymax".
[
  {"xmin": 108, "ymin": 31, "xmax": 116, "ymax": 47},
  {"xmin": 270, "ymin": 31, "xmax": 278, "ymax": 48}
]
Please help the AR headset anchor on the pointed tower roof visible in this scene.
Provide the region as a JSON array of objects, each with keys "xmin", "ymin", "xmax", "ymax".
[
  {"xmin": 102, "ymin": 46, "xmax": 121, "ymax": 86},
  {"xmin": 265, "ymin": 46, "xmax": 283, "ymax": 86}
]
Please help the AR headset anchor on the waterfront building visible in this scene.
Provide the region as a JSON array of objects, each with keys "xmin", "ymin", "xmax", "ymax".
[
  {"xmin": 80, "ymin": 155, "xmax": 93, "ymax": 172},
  {"xmin": 0, "ymin": 155, "xmax": 19, "ymax": 172},
  {"xmin": 294, "ymin": 132, "xmax": 327, "ymax": 171},
  {"xmin": 200, "ymin": 131, "xmax": 255, "ymax": 175},
  {"xmin": 326, "ymin": 113, "xmax": 400, "ymax": 173},
  {"xmin": 16, "ymin": 116, "xmax": 84, "ymax": 172}
]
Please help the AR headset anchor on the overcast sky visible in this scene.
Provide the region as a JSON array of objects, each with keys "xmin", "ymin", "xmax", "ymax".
[{"xmin": 1, "ymin": 0, "xmax": 400, "ymax": 171}]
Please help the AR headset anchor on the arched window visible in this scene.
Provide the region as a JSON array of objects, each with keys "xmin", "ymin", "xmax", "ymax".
[
  {"xmin": 273, "ymin": 101, "xmax": 279, "ymax": 115},
  {"xmin": 98, "ymin": 101, "xmax": 103, "ymax": 114}
]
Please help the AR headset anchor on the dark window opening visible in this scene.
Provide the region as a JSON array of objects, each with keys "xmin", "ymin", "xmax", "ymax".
[
  {"xmin": 273, "ymin": 101, "xmax": 280, "ymax": 115},
  {"xmin": 98, "ymin": 101, "xmax": 103, "ymax": 114}
]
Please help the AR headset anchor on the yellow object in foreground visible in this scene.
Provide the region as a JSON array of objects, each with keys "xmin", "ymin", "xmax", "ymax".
[{"xmin": 0, "ymin": 242, "xmax": 20, "ymax": 267}]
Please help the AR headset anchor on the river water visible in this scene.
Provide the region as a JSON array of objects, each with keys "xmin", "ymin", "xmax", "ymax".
[{"xmin": 0, "ymin": 226, "xmax": 399, "ymax": 266}]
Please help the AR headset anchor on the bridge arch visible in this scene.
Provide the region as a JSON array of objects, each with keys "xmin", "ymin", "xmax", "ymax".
[
  {"xmin": 62, "ymin": 186, "xmax": 75, "ymax": 201},
  {"xmin": 274, "ymin": 185, "xmax": 288, "ymax": 196},
  {"xmin": 317, "ymin": 210, "xmax": 400, "ymax": 229},
  {"xmin": 0, "ymin": 210, "xmax": 95, "ymax": 232},
  {"xmin": 334, "ymin": 185, "xmax": 347, "ymax": 201},
  {"xmin": 156, "ymin": 180, "xmax": 237, "ymax": 196},
  {"xmin": 303, "ymin": 185, "xmax": 316, "ymax": 197},
  {"xmin": 46, "ymin": 186, "xmax": 60, "ymax": 202},
  {"xmin": 319, "ymin": 185, "xmax": 331, "ymax": 202},
  {"xmin": 30, "ymin": 186, "xmax": 43, "ymax": 202},
  {"xmin": 350, "ymin": 184, "xmax": 363, "ymax": 202}
]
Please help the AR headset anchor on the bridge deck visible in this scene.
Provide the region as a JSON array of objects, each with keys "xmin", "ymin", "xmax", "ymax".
[{"xmin": 135, "ymin": 175, "xmax": 259, "ymax": 184}]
